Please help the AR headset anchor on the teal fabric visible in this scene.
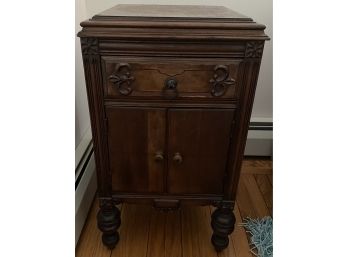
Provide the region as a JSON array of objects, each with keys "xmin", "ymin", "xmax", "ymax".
[{"xmin": 241, "ymin": 217, "xmax": 273, "ymax": 257}]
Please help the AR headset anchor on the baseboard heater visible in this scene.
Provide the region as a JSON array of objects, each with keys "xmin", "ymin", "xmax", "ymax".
[
  {"xmin": 75, "ymin": 132, "xmax": 97, "ymax": 247},
  {"xmin": 245, "ymin": 121, "xmax": 273, "ymax": 157}
]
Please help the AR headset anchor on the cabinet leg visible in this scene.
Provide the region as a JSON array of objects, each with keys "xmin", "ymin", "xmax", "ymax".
[
  {"xmin": 97, "ymin": 199, "xmax": 121, "ymax": 249},
  {"xmin": 211, "ymin": 203, "xmax": 236, "ymax": 251}
]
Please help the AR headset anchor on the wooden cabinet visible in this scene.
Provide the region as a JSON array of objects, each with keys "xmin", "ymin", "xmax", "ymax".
[{"xmin": 78, "ymin": 4, "xmax": 269, "ymax": 252}]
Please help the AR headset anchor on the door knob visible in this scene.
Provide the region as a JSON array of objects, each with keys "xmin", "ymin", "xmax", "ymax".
[
  {"xmin": 154, "ymin": 151, "xmax": 164, "ymax": 162},
  {"xmin": 173, "ymin": 152, "xmax": 183, "ymax": 164}
]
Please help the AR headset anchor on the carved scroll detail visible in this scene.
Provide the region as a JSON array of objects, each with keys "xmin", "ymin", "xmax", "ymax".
[
  {"xmin": 210, "ymin": 65, "xmax": 236, "ymax": 97},
  {"xmin": 245, "ymin": 41, "xmax": 264, "ymax": 58},
  {"xmin": 108, "ymin": 63, "xmax": 135, "ymax": 96}
]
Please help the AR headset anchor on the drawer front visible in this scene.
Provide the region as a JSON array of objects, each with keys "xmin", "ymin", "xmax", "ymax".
[{"xmin": 101, "ymin": 56, "xmax": 241, "ymax": 100}]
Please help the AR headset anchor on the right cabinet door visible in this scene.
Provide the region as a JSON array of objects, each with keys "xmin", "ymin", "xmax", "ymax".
[{"xmin": 167, "ymin": 108, "xmax": 235, "ymax": 194}]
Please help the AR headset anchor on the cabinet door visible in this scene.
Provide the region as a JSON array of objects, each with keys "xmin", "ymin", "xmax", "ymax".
[
  {"xmin": 167, "ymin": 109, "xmax": 235, "ymax": 194},
  {"xmin": 106, "ymin": 107, "xmax": 166, "ymax": 193}
]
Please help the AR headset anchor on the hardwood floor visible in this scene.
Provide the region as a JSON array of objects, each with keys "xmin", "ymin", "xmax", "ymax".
[{"xmin": 76, "ymin": 158, "xmax": 272, "ymax": 257}]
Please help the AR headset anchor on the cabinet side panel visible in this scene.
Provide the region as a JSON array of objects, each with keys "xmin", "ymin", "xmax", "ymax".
[{"xmin": 225, "ymin": 58, "xmax": 263, "ymax": 200}]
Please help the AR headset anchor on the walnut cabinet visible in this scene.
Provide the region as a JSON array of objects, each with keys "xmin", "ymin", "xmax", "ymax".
[{"xmin": 78, "ymin": 4, "xmax": 269, "ymax": 251}]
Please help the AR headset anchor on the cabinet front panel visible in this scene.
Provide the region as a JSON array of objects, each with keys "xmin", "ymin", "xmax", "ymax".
[
  {"xmin": 106, "ymin": 107, "xmax": 166, "ymax": 193},
  {"xmin": 101, "ymin": 56, "xmax": 241, "ymax": 100},
  {"xmin": 167, "ymin": 108, "xmax": 235, "ymax": 194}
]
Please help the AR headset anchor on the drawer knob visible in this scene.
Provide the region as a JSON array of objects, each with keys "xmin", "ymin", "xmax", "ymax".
[
  {"xmin": 173, "ymin": 152, "xmax": 183, "ymax": 164},
  {"xmin": 210, "ymin": 65, "xmax": 236, "ymax": 97},
  {"xmin": 154, "ymin": 151, "xmax": 164, "ymax": 162},
  {"xmin": 163, "ymin": 77, "xmax": 178, "ymax": 99}
]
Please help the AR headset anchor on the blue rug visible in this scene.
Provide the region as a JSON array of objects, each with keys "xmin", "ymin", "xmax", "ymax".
[{"xmin": 241, "ymin": 217, "xmax": 273, "ymax": 257}]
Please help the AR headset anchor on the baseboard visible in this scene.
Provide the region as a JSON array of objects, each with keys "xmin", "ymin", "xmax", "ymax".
[
  {"xmin": 75, "ymin": 130, "xmax": 97, "ymax": 247},
  {"xmin": 245, "ymin": 120, "xmax": 273, "ymax": 156}
]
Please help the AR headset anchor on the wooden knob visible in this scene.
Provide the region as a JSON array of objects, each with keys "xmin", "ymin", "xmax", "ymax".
[
  {"xmin": 154, "ymin": 151, "xmax": 164, "ymax": 162},
  {"xmin": 163, "ymin": 77, "xmax": 178, "ymax": 99},
  {"xmin": 173, "ymin": 152, "xmax": 183, "ymax": 164}
]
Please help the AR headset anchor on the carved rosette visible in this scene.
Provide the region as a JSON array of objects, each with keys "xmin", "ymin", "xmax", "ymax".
[
  {"xmin": 245, "ymin": 41, "xmax": 264, "ymax": 58},
  {"xmin": 210, "ymin": 65, "xmax": 236, "ymax": 97},
  {"xmin": 108, "ymin": 63, "xmax": 135, "ymax": 96},
  {"xmin": 81, "ymin": 38, "xmax": 98, "ymax": 56}
]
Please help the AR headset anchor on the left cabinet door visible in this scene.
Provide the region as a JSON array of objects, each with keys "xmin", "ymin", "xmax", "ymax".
[{"xmin": 105, "ymin": 107, "xmax": 166, "ymax": 193}]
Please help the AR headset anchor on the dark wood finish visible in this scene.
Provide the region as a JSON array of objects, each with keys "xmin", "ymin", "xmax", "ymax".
[
  {"xmin": 78, "ymin": 4, "xmax": 269, "ymax": 252},
  {"xmin": 105, "ymin": 107, "xmax": 166, "ymax": 193},
  {"xmin": 167, "ymin": 108, "xmax": 235, "ymax": 194},
  {"xmin": 76, "ymin": 158, "xmax": 273, "ymax": 257},
  {"xmin": 211, "ymin": 203, "xmax": 236, "ymax": 251},
  {"xmin": 97, "ymin": 199, "xmax": 121, "ymax": 249},
  {"xmin": 95, "ymin": 4, "xmax": 250, "ymax": 20},
  {"xmin": 102, "ymin": 57, "xmax": 241, "ymax": 100}
]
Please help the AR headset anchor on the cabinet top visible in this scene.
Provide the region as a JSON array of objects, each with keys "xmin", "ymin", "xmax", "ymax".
[
  {"xmin": 78, "ymin": 4, "xmax": 269, "ymax": 41},
  {"xmin": 94, "ymin": 4, "xmax": 250, "ymax": 20}
]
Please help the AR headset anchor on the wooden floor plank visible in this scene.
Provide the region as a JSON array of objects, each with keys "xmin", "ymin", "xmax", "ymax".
[
  {"xmin": 236, "ymin": 176, "xmax": 259, "ymax": 219},
  {"xmin": 181, "ymin": 206, "xmax": 203, "ymax": 257},
  {"xmin": 241, "ymin": 159, "xmax": 272, "ymax": 175},
  {"xmin": 267, "ymin": 174, "xmax": 273, "ymax": 185},
  {"xmin": 237, "ymin": 174, "xmax": 270, "ymax": 219},
  {"xmin": 181, "ymin": 206, "xmax": 196, "ymax": 257},
  {"xmin": 196, "ymin": 206, "xmax": 218, "ymax": 257},
  {"xmin": 111, "ymin": 204, "xmax": 152, "ymax": 257},
  {"xmin": 76, "ymin": 199, "xmax": 112, "ymax": 257},
  {"xmin": 255, "ymin": 174, "xmax": 273, "ymax": 216},
  {"xmin": 182, "ymin": 206, "xmax": 218, "ymax": 257},
  {"xmin": 231, "ymin": 203, "xmax": 253, "ymax": 257},
  {"xmin": 165, "ymin": 211, "xmax": 183, "ymax": 257},
  {"xmin": 146, "ymin": 209, "xmax": 166, "ymax": 257},
  {"xmin": 76, "ymin": 199, "xmax": 97, "ymax": 257}
]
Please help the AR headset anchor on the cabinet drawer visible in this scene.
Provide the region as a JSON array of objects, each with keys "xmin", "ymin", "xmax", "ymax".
[{"xmin": 101, "ymin": 56, "xmax": 241, "ymax": 100}]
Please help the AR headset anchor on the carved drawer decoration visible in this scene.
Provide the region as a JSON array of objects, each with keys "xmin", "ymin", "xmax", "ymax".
[
  {"xmin": 102, "ymin": 57, "xmax": 240, "ymax": 100},
  {"xmin": 108, "ymin": 63, "xmax": 135, "ymax": 96},
  {"xmin": 210, "ymin": 65, "xmax": 236, "ymax": 97}
]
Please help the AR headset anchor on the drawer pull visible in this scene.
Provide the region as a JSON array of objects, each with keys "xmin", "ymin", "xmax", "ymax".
[
  {"xmin": 154, "ymin": 151, "xmax": 164, "ymax": 162},
  {"xmin": 173, "ymin": 152, "xmax": 183, "ymax": 164},
  {"xmin": 210, "ymin": 65, "xmax": 235, "ymax": 97},
  {"xmin": 108, "ymin": 63, "xmax": 134, "ymax": 96},
  {"xmin": 162, "ymin": 77, "xmax": 178, "ymax": 99}
]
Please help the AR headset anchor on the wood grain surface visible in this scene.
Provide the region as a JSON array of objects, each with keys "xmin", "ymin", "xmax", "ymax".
[{"xmin": 76, "ymin": 158, "xmax": 272, "ymax": 257}]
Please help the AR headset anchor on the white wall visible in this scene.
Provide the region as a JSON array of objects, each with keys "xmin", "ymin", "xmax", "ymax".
[
  {"xmin": 75, "ymin": 0, "xmax": 91, "ymax": 148},
  {"xmin": 75, "ymin": 0, "xmax": 273, "ymax": 147}
]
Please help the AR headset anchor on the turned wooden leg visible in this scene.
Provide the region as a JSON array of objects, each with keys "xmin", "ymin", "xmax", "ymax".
[
  {"xmin": 211, "ymin": 203, "xmax": 236, "ymax": 251},
  {"xmin": 97, "ymin": 199, "xmax": 121, "ymax": 249}
]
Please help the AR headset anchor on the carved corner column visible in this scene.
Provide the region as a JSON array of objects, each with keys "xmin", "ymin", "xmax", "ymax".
[
  {"xmin": 81, "ymin": 37, "xmax": 118, "ymax": 248},
  {"xmin": 211, "ymin": 202, "xmax": 236, "ymax": 251},
  {"xmin": 97, "ymin": 199, "xmax": 121, "ymax": 249},
  {"xmin": 80, "ymin": 37, "xmax": 111, "ymax": 194}
]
